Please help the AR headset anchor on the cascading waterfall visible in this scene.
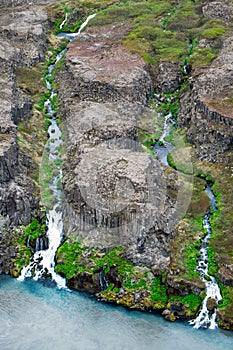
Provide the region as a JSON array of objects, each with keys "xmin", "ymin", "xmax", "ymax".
[
  {"xmin": 18, "ymin": 13, "xmax": 96, "ymax": 289},
  {"xmin": 60, "ymin": 12, "xmax": 68, "ymax": 30},
  {"xmin": 153, "ymin": 112, "xmax": 175, "ymax": 165},
  {"xmin": 58, "ymin": 13, "xmax": 96, "ymax": 40},
  {"xmin": 189, "ymin": 184, "xmax": 222, "ymax": 329}
]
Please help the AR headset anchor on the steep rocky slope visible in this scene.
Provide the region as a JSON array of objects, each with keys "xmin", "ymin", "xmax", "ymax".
[{"xmin": 0, "ymin": 0, "xmax": 232, "ymax": 330}]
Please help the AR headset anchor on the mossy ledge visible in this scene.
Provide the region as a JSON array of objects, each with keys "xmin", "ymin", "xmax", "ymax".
[{"xmin": 55, "ymin": 239, "xmax": 203, "ymax": 320}]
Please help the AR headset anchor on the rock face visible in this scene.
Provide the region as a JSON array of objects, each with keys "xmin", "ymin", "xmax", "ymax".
[
  {"xmin": 0, "ymin": 2, "xmax": 49, "ymax": 272},
  {"xmin": 58, "ymin": 23, "xmax": 178, "ymax": 272},
  {"xmin": 179, "ymin": 30, "xmax": 233, "ymax": 163},
  {"xmin": 59, "ymin": 23, "xmax": 152, "ymax": 104}
]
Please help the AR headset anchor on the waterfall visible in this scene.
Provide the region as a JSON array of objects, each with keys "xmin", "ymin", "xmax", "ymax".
[
  {"xmin": 60, "ymin": 12, "xmax": 68, "ymax": 30},
  {"xmin": 99, "ymin": 270, "xmax": 108, "ymax": 292},
  {"xmin": 18, "ymin": 14, "xmax": 96, "ymax": 289},
  {"xmin": 189, "ymin": 184, "xmax": 222, "ymax": 329},
  {"xmin": 57, "ymin": 13, "xmax": 96, "ymax": 40},
  {"xmin": 153, "ymin": 113, "xmax": 174, "ymax": 165},
  {"xmin": 18, "ymin": 49, "xmax": 66, "ymax": 289}
]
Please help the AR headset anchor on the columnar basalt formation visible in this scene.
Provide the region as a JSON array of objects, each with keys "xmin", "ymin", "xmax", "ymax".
[
  {"xmin": 58, "ymin": 23, "xmax": 178, "ymax": 272},
  {"xmin": 178, "ymin": 7, "xmax": 233, "ymax": 163}
]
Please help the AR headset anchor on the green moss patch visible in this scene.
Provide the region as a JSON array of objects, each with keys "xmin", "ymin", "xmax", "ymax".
[
  {"xmin": 55, "ymin": 239, "xmax": 169, "ymax": 310},
  {"xmin": 11, "ymin": 218, "xmax": 47, "ymax": 277}
]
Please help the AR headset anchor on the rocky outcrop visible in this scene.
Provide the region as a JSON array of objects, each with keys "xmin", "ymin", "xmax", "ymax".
[
  {"xmin": 0, "ymin": 2, "xmax": 50, "ymax": 270},
  {"xmin": 149, "ymin": 61, "xmax": 183, "ymax": 93},
  {"xmin": 59, "ymin": 23, "xmax": 152, "ymax": 105},
  {"xmin": 202, "ymin": 1, "xmax": 233, "ymax": 22},
  {"xmin": 61, "ymin": 101, "xmax": 178, "ymax": 270},
  {"xmin": 179, "ymin": 10, "xmax": 233, "ymax": 163},
  {"xmin": 58, "ymin": 23, "xmax": 179, "ymax": 272}
]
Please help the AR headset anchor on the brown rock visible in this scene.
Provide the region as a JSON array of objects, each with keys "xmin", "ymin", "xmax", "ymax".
[
  {"xmin": 207, "ymin": 297, "xmax": 217, "ymax": 311},
  {"xmin": 59, "ymin": 22, "xmax": 152, "ymax": 105}
]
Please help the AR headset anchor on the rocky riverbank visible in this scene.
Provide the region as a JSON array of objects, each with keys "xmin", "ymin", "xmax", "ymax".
[{"xmin": 0, "ymin": 0, "xmax": 232, "ymax": 330}]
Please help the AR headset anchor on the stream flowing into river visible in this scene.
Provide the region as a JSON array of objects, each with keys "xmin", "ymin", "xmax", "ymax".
[
  {"xmin": 1, "ymin": 13, "xmax": 231, "ymax": 349},
  {"xmin": 1, "ymin": 275, "xmax": 233, "ymax": 350},
  {"xmin": 189, "ymin": 185, "xmax": 222, "ymax": 329},
  {"xmin": 18, "ymin": 14, "xmax": 96, "ymax": 289}
]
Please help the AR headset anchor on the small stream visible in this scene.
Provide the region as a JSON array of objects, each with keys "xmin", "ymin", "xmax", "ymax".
[
  {"xmin": 189, "ymin": 185, "xmax": 222, "ymax": 329},
  {"xmin": 18, "ymin": 13, "xmax": 96, "ymax": 289},
  {"xmin": 153, "ymin": 112, "xmax": 175, "ymax": 166},
  {"xmin": 154, "ymin": 113, "xmax": 222, "ymax": 329},
  {"xmin": 18, "ymin": 45, "xmax": 66, "ymax": 289}
]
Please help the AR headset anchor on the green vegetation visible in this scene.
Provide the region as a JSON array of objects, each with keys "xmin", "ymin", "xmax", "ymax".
[
  {"xmin": 12, "ymin": 218, "xmax": 47, "ymax": 277},
  {"xmin": 55, "ymin": 240, "xmax": 169, "ymax": 310},
  {"xmin": 150, "ymin": 277, "xmax": 167, "ymax": 307},
  {"xmin": 170, "ymin": 293, "xmax": 202, "ymax": 317},
  {"xmin": 89, "ymin": 0, "xmax": 232, "ymax": 68}
]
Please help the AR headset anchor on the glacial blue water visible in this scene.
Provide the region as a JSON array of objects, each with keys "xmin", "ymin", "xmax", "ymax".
[{"xmin": 0, "ymin": 275, "xmax": 233, "ymax": 350}]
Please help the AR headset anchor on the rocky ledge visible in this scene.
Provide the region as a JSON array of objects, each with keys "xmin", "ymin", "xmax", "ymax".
[
  {"xmin": 179, "ymin": 4, "xmax": 233, "ymax": 163},
  {"xmin": 0, "ymin": 2, "xmax": 50, "ymax": 273},
  {"xmin": 0, "ymin": 0, "xmax": 232, "ymax": 331}
]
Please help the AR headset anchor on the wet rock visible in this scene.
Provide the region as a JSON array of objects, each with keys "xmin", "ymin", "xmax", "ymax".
[
  {"xmin": 162, "ymin": 309, "xmax": 177, "ymax": 322},
  {"xmin": 206, "ymin": 297, "xmax": 217, "ymax": 311}
]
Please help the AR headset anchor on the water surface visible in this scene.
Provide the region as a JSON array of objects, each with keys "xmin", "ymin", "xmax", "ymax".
[{"xmin": 0, "ymin": 275, "xmax": 233, "ymax": 350}]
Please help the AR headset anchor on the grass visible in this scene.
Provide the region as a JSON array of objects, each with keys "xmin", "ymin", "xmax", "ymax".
[
  {"xmin": 87, "ymin": 0, "xmax": 232, "ymax": 70},
  {"xmin": 55, "ymin": 239, "xmax": 170, "ymax": 310},
  {"xmin": 11, "ymin": 218, "xmax": 47, "ymax": 277},
  {"xmin": 169, "ymin": 293, "xmax": 202, "ymax": 317}
]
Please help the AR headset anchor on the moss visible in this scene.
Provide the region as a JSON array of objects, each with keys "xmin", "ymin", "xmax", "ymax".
[
  {"xmin": 169, "ymin": 293, "xmax": 202, "ymax": 317},
  {"xmin": 190, "ymin": 47, "xmax": 217, "ymax": 67},
  {"xmin": 11, "ymin": 218, "xmax": 47, "ymax": 277},
  {"xmin": 150, "ymin": 277, "xmax": 168, "ymax": 308}
]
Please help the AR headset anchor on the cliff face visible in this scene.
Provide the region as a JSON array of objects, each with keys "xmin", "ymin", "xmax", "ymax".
[
  {"xmin": 0, "ymin": 1, "xmax": 50, "ymax": 273},
  {"xmin": 178, "ymin": 5, "xmax": 233, "ymax": 163},
  {"xmin": 0, "ymin": 0, "xmax": 232, "ymax": 329},
  {"xmin": 179, "ymin": 41, "xmax": 233, "ymax": 162},
  {"xmin": 58, "ymin": 23, "xmax": 179, "ymax": 272}
]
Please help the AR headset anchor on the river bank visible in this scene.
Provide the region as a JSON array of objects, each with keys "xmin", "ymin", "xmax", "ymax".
[{"xmin": 0, "ymin": 0, "xmax": 232, "ymax": 331}]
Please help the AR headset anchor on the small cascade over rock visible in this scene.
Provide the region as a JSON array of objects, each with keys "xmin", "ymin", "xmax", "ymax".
[
  {"xmin": 189, "ymin": 184, "xmax": 222, "ymax": 329},
  {"xmin": 59, "ymin": 12, "xmax": 68, "ymax": 30},
  {"xmin": 57, "ymin": 13, "xmax": 96, "ymax": 40},
  {"xmin": 99, "ymin": 270, "xmax": 108, "ymax": 292},
  {"xmin": 153, "ymin": 113, "xmax": 175, "ymax": 165},
  {"xmin": 18, "ymin": 14, "xmax": 96, "ymax": 289},
  {"xmin": 18, "ymin": 50, "xmax": 66, "ymax": 289}
]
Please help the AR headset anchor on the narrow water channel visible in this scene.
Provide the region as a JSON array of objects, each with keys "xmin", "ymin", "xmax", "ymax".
[
  {"xmin": 18, "ymin": 14, "xmax": 96, "ymax": 288},
  {"xmin": 189, "ymin": 185, "xmax": 222, "ymax": 329}
]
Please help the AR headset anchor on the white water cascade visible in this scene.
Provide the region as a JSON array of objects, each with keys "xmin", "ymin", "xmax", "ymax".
[
  {"xmin": 153, "ymin": 112, "xmax": 175, "ymax": 165},
  {"xmin": 189, "ymin": 185, "xmax": 222, "ymax": 329},
  {"xmin": 60, "ymin": 12, "xmax": 68, "ymax": 30},
  {"xmin": 18, "ymin": 14, "xmax": 96, "ymax": 289},
  {"xmin": 57, "ymin": 13, "xmax": 96, "ymax": 40}
]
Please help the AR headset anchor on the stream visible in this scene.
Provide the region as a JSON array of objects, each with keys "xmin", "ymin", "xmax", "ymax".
[
  {"xmin": 154, "ymin": 114, "xmax": 222, "ymax": 329},
  {"xmin": 189, "ymin": 185, "xmax": 222, "ymax": 329},
  {"xmin": 18, "ymin": 14, "xmax": 96, "ymax": 288},
  {"xmin": 1, "ymin": 12, "xmax": 231, "ymax": 349}
]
